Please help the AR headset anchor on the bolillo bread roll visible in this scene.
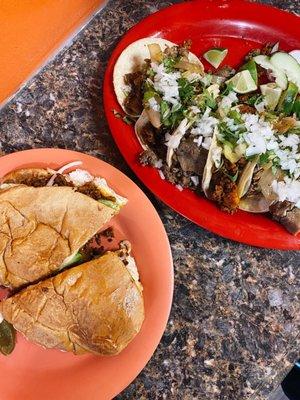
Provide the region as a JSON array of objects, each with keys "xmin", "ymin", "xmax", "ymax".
[
  {"xmin": 1, "ymin": 251, "xmax": 144, "ymax": 355},
  {"xmin": 0, "ymin": 185, "xmax": 116, "ymax": 288}
]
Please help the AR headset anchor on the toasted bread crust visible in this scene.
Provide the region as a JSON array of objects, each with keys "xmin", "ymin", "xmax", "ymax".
[
  {"xmin": 0, "ymin": 185, "xmax": 115, "ymax": 288},
  {"xmin": 1, "ymin": 252, "xmax": 144, "ymax": 355}
]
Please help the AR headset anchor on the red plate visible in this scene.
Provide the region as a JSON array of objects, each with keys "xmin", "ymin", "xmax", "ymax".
[
  {"xmin": 0, "ymin": 149, "xmax": 173, "ymax": 400},
  {"xmin": 104, "ymin": 0, "xmax": 300, "ymax": 250}
]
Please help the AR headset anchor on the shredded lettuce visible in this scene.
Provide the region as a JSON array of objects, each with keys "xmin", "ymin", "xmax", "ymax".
[
  {"xmin": 98, "ymin": 199, "xmax": 119, "ymax": 211},
  {"xmin": 61, "ymin": 252, "xmax": 83, "ymax": 268}
]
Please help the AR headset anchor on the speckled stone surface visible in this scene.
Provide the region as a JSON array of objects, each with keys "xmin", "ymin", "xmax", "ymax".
[{"xmin": 0, "ymin": 1, "xmax": 299, "ymax": 399}]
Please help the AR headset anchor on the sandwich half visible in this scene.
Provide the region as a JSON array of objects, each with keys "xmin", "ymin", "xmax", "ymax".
[
  {"xmin": 0, "ymin": 167, "xmax": 127, "ymax": 288},
  {"xmin": 0, "ymin": 247, "xmax": 144, "ymax": 355}
]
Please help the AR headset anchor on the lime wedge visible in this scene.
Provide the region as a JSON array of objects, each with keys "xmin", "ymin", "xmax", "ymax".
[
  {"xmin": 203, "ymin": 48, "xmax": 228, "ymax": 69},
  {"xmin": 260, "ymin": 83, "xmax": 282, "ymax": 110},
  {"xmin": 240, "ymin": 59, "xmax": 258, "ymax": 85},
  {"xmin": 226, "ymin": 70, "xmax": 257, "ymax": 94}
]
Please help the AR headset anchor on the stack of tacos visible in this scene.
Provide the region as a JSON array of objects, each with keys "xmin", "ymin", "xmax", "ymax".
[{"xmin": 113, "ymin": 37, "xmax": 300, "ymax": 235}]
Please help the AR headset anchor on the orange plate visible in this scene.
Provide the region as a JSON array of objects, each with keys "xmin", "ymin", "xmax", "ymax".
[{"xmin": 0, "ymin": 149, "xmax": 173, "ymax": 400}]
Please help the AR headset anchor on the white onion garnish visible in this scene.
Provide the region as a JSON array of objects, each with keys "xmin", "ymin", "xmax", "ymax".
[
  {"xmin": 271, "ymin": 42, "xmax": 279, "ymax": 54},
  {"xmin": 46, "ymin": 161, "xmax": 83, "ymax": 186},
  {"xmin": 158, "ymin": 170, "xmax": 165, "ymax": 180}
]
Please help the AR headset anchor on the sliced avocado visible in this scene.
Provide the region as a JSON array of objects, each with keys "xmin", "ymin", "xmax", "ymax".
[
  {"xmin": 254, "ymin": 55, "xmax": 287, "ymax": 90},
  {"xmin": 98, "ymin": 199, "xmax": 120, "ymax": 211},
  {"xmin": 61, "ymin": 252, "xmax": 83, "ymax": 268},
  {"xmin": 277, "ymin": 82, "xmax": 298, "ymax": 115},
  {"xmin": 0, "ymin": 320, "xmax": 15, "ymax": 356}
]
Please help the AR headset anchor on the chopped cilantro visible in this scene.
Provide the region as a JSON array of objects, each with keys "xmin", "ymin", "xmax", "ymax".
[
  {"xmin": 293, "ymin": 99, "xmax": 300, "ymax": 118},
  {"xmin": 112, "ymin": 109, "xmax": 133, "ymax": 125},
  {"xmin": 163, "ymin": 57, "xmax": 177, "ymax": 72},
  {"xmin": 203, "ymin": 90, "xmax": 217, "ymax": 109},
  {"xmin": 160, "ymin": 101, "xmax": 184, "ymax": 128},
  {"xmin": 245, "ymin": 93, "xmax": 262, "ymax": 106},
  {"xmin": 226, "ymin": 170, "xmax": 239, "ymax": 182},
  {"xmin": 218, "ymin": 121, "xmax": 240, "ymax": 145},
  {"xmin": 143, "ymin": 90, "xmax": 157, "ymax": 102},
  {"xmin": 254, "ymin": 95, "xmax": 264, "ymax": 105},
  {"xmin": 258, "ymin": 150, "xmax": 278, "ymax": 166},
  {"xmin": 171, "ymin": 102, "xmax": 182, "ymax": 113},
  {"xmin": 221, "ymin": 82, "xmax": 234, "ymax": 96},
  {"xmin": 195, "ymin": 90, "xmax": 217, "ymax": 111},
  {"xmin": 169, "ymin": 111, "xmax": 185, "ymax": 127},
  {"xmin": 288, "ymin": 127, "xmax": 300, "ymax": 135},
  {"xmin": 178, "ymin": 78, "xmax": 195, "ymax": 103},
  {"xmin": 147, "ymin": 68, "xmax": 155, "ymax": 78},
  {"xmin": 264, "ymin": 111, "xmax": 277, "ymax": 122},
  {"xmin": 259, "ymin": 152, "xmax": 270, "ymax": 165},
  {"xmin": 227, "ymin": 110, "xmax": 243, "ymax": 124},
  {"xmin": 160, "ymin": 101, "xmax": 171, "ymax": 121}
]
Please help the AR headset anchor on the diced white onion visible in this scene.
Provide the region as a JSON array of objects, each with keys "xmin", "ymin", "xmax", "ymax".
[
  {"xmin": 271, "ymin": 177, "xmax": 300, "ymax": 207},
  {"xmin": 152, "ymin": 62, "xmax": 181, "ymax": 106},
  {"xmin": 68, "ymin": 169, "xmax": 93, "ymax": 186},
  {"xmin": 191, "ymin": 176, "xmax": 199, "ymax": 186}
]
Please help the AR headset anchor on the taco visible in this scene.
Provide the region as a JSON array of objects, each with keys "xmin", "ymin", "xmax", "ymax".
[
  {"xmin": 202, "ymin": 126, "xmax": 245, "ymax": 213},
  {"xmin": 113, "ymin": 37, "xmax": 203, "ymax": 117}
]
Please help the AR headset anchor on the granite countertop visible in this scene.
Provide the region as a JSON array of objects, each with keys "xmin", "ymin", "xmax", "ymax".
[{"xmin": 0, "ymin": 0, "xmax": 299, "ymax": 399}]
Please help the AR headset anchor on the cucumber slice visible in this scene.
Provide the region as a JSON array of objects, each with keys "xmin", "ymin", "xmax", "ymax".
[
  {"xmin": 270, "ymin": 52, "xmax": 300, "ymax": 91},
  {"xmin": 254, "ymin": 55, "xmax": 287, "ymax": 90},
  {"xmin": 277, "ymin": 82, "xmax": 298, "ymax": 115},
  {"xmin": 289, "ymin": 50, "xmax": 300, "ymax": 64}
]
